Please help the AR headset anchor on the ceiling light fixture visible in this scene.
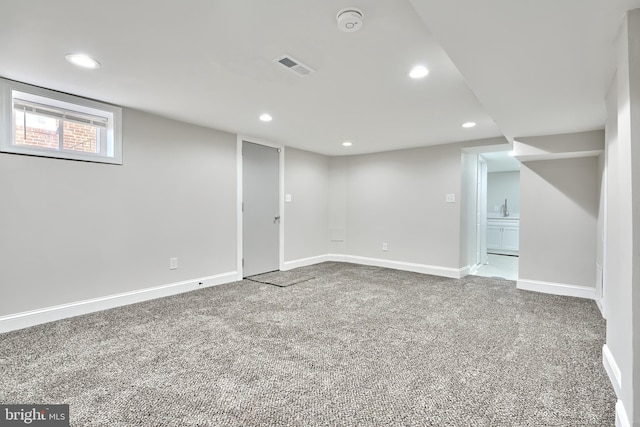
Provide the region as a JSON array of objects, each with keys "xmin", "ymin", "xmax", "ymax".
[
  {"xmin": 409, "ymin": 65, "xmax": 429, "ymax": 79},
  {"xmin": 259, "ymin": 113, "xmax": 273, "ymax": 122},
  {"xmin": 462, "ymin": 122, "xmax": 477, "ymax": 128},
  {"xmin": 342, "ymin": 141, "xmax": 353, "ymax": 147},
  {"xmin": 65, "ymin": 53, "xmax": 100, "ymax": 69}
]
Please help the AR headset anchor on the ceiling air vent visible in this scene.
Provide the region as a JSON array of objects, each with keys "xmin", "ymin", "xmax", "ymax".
[{"xmin": 275, "ymin": 55, "xmax": 315, "ymax": 77}]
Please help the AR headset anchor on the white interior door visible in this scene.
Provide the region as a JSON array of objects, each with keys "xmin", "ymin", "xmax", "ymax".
[{"xmin": 242, "ymin": 141, "xmax": 280, "ymax": 277}]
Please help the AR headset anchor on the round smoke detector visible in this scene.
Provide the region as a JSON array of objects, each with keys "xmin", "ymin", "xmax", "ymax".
[{"xmin": 337, "ymin": 8, "xmax": 364, "ymax": 32}]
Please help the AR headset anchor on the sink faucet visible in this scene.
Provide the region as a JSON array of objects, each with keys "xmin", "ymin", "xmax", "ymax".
[{"xmin": 501, "ymin": 199, "xmax": 510, "ymax": 217}]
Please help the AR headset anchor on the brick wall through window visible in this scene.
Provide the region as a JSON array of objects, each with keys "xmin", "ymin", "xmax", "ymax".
[{"xmin": 15, "ymin": 116, "xmax": 98, "ymax": 153}]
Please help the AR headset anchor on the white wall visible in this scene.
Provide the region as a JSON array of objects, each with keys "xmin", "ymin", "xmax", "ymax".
[
  {"xmin": 332, "ymin": 143, "xmax": 464, "ymax": 270},
  {"xmin": 514, "ymin": 130, "xmax": 605, "ymax": 161},
  {"xmin": 325, "ymin": 138, "xmax": 508, "ymax": 275},
  {"xmin": 283, "ymin": 147, "xmax": 329, "ymax": 263},
  {"xmin": 328, "ymin": 156, "xmax": 348, "ymax": 254},
  {"xmin": 602, "ymin": 9, "xmax": 640, "ymax": 426},
  {"xmin": 487, "ymin": 171, "xmax": 520, "ymax": 216},
  {"xmin": 629, "ymin": 12, "xmax": 640, "ymax": 424},
  {"xmin": 0, "ymin": 108, "xmax": 237, "ymax": 317},
  {"xmin": 604, "ymin": 70, "xmax": 632, "ymax": 424},
  {"xmin": 518, "ymin": 157, "xmax": 599, "ymax": 291}
]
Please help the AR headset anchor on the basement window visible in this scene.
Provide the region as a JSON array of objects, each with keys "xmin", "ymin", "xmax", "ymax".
[{"xmin": 0, "ymin": 79, "xmax": 122, "ymax": 164}]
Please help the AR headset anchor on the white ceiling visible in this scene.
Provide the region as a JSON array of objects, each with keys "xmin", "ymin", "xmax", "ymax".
[
  {"xmin": 482, "ymin": 151, "xmax": 520, "ymax": 173},
  {"xmin": 409, "ymin": 0, "xmax": 640, "ymax": 142},
  {"xmin": 1, "ymin": 1, "xmax": 638, "ymax": 156}
]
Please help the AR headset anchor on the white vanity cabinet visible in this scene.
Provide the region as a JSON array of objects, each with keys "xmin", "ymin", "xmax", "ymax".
[{"xmin": 487, "ymin": 218, "xmax": 519, "ymax": 255}]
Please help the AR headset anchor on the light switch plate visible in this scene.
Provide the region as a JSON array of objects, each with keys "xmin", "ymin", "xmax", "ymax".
[
  {"xmin": 169, "ymin": 258, "xmax": 178, "ymax": 270},
  {"xmin": 285, "ymin": 194, "xmax": 292, "ymax": 203},
  {"xmin": 446, "ymin": 193, "xmax": 456, "ymax": 203}
]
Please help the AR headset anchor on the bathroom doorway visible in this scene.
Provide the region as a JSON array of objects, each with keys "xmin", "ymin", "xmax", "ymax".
[{"xmin": 473, "ymin": 150, "xmax": 520, "ymax": 281}]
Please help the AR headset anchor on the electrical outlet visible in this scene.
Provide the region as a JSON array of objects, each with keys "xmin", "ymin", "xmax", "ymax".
[
  {"xmin": 445, "ymin": 193, "xmax": 456, "ymax": 203},
  {"xmin": 382, "ymin": 242, "xmax": 388, "ymax": 251},
  {"xmin": 285, "ymin": 194, "xmax": 292, "ymax": 203},
  {"xmin": 169, "ymin": 257, "xmax": 178, "ymax": 270}
]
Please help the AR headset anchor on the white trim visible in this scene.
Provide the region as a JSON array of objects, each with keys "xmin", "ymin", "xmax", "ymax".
[
  {"xmin": 595, "ymin": 298, "xmax": 605, "ymax": 317},
  {"xmin": 282, "ymin": 255, "xmax": 330, "ymax": 271},
  {"xmin": 603, "ymin": 344, "xmax": 622, "ymax": 396},
  {"xmin": 615, "ymin": 400, "xmax": 631, "ymax": 427},
  {"xmin": 328, "ymin": 253, "xmax": 347, "ymax": 263},
  {"xmin": 602, "ymin": 137, "xmax": 608, "ymax": 319},
  {"xmin": 478, "ymin": 158, "xmax": 489, "ymax": 266},
  {"xmin": 236, "ymin": 136, "xmax": 244, "ymax": 279},
  {"xmin": 595, "ymin": 263, "xmax": 605, "ymax": 318},
  {"xmin": 513, "ymin": 150, "xmax": 604, "ymax": 162},
  {"xmin": 459, "ymin": 265, "xmax": 471, "ymax": 277},
  {"xmin": 516, "ymin": 278, "xmax": 596, "ymax": 299},
  {"xmin": 236, "ymin": 135, "xmax": 285, "ymax": 278},
  {"xmin": 0, "ymin": 271, "xmax": 238, "ymax": 333},
  {"xmin": 328, "ymin": 254, "xmax": 467, "ymax": 279},
  {"xmin": 468, "ymin": 263, "xmax": 481, "ymax": 275},
  {"xmin": 276, "ymin": 253, "xmax": 498, "ymax": 279},
  {"xmin": 279, "ymin": 146, "xmax": 285, "ymax": 271},
  {"xmin": 0, "ymin": 78, "xmax": 123, "ymax": 165}
]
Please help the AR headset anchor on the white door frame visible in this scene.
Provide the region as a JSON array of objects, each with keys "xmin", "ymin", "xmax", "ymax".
[
  {"xmin": 598, "ymin": 147, "xmax": 608, "ymax": 318},
  {"xmin": 462, "ymin": 143, "xmax": 513, "ymax": 273},
  {"xmin": 478, "ymin": 157, "xmax": 488, "ymax": 265},
  {"xmin": 236, "ymin": 135, "xmax": 285, "ymax": 279}
]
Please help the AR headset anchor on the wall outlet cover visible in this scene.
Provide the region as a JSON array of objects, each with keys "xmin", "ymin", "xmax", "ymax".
[
  {"xmin": 169, "ymin": 258, "xmax": 178, "ymax": 270},
  {"xmin": 446, "ymin": 193, "xmax": 456, "ymax": 203},
  {"xmin": 285, "ymin": 194, "xmax": 292, "ymax": 202}
]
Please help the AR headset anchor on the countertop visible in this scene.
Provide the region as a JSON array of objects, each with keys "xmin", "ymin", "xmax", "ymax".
[{"xmin": 487, "ymin": 214, "xmax": 520, "ymax": 220}]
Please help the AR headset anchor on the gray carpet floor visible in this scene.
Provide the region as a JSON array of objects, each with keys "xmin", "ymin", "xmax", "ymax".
[{"xmin": 0, "ymin": 262, "xmax": 615, "ymax": 426}]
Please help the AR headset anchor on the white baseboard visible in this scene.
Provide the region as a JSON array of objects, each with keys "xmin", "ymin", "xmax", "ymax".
[
  {"xmin": 468, "ymin": 263, "xmax": 481, "ymax": 275},
  {"xmin": 1, "ymin": 251, "xmax": 472, "ymax": 334},
  {"xmin": 0, "ymin": 271, "xmax": 239, "ymax": 334},
  {"xmin": 459, "ymin": 264, "xmax": 472, "ymax": 277},
  {"xmin": 603, "ymin": 344, "xmax": 622, "ymax": 396},
  {"xmin": 616, "ymin": 400, "xmax": 631, "ymax": 427},
  {"xmin": 596, "ymin": 298, "xmax": 605, "ymax": 318},
  {"xmin": 285, "ymin": 253, "xmax": 466, "ymax": 278},
  {"xmin": 328, "ymin": 254, "xmax": 466, "ymax": 279},
  {"xmin": 282, "ymin": 254, "xmax": 329, "ymax": 271},
  {"xmin": 602, "ymin": 345, "xmax": 630, "ymax": 427},
  {"xmin": 516, "ymin": 278, "xmax": 596, "ymax": 300}
]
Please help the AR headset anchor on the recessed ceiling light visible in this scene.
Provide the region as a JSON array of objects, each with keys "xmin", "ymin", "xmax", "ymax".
[
  {"xmin": 409, "ymin": 65, "xmax": 429, "ymax": 79},
  {"xmin": 65, "ymin": 53, "xmax": 100, "ymax": 69},
  {"xmin": 259, "ymin": 113, "xmax": 273, "ymax": 122},
  {"xmin": 462, "ymin": 122, "xmax": 477, "ymax": 128},
  {"xmin": 342, "ymin": 141, "xmax": 353, "ymax": 147}
]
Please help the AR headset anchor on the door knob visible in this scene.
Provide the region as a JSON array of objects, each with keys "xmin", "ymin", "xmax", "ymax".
[{"xmin": 274, "ymin": 216, "xmax": 281, "ymax": 222}]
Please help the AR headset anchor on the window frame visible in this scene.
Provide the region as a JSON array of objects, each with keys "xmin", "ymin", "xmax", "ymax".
[{"xmin": 1, "ymin": 78, "xmax": 122, "ymax": 165}]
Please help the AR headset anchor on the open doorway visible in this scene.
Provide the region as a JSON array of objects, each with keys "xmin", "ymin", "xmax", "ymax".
[
  {"xmin": 474, "ymin": 150, "xmax": 520, "ymax": 281},
  {"xmin": 462, "ymin": 146, "xmax": 520, "ymax": 281}
]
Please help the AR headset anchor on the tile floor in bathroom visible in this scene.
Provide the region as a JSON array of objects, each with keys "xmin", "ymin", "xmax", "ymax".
[{"xmin": 473, "ymin": 253, "xmax": 519, "ymax": 281}]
